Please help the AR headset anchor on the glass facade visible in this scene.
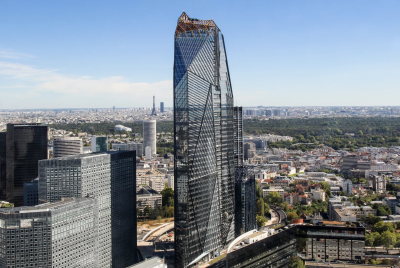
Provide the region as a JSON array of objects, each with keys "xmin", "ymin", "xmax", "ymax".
[
  {"xmin": 0, "ymin": 133, "xmax": 6, "ymax": 198},
  {"xmin": 0, "ymin": 124, "xmax": 47, "ymax": 206},
  {"xmin": 226, "ymin": 227, "xmax": 297, "ymax": 268},
  {"xmin": 234, "ymin": 107, "xmax": 244, "ymax": 167},
  {"xmin": 174, "ymin": 12, "xmax": 235, "ymax": 267},
  {"xmin": 23, "ymin": 179, "xmax": 38, "ymax": 206},
  {"xmin": 91, "ymin": 136, "xmax": 108, "ymax": 152},
  {"xmin": 234, "ymin": 166, "xmax": 257, "ymax": 237}
]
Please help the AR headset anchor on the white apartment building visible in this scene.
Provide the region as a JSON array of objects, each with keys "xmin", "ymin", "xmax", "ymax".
[{"xmin": 262, "ymin": 187, "xmax": 285, "ymax": 198}]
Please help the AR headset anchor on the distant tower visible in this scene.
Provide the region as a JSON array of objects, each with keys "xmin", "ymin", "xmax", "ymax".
[
  {"xmin": 113, "ymin": 106, "xmax": 115, "ymax": 111},
  {"xmin": 151, "ymin": 96, "xmax": 157, "ymax": 116},
  {"xmin": 143, "ymin": 120, "xmax": 156, "ymax": 157},
  {"xmin": 160, "ymin": 102, "xmax": 165, "ymax": 113}
]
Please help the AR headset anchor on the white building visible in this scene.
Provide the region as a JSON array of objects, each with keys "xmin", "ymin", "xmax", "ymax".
[
  {"xmin": 311, "ymin": 189, "xmax": 326, "ymax": 201},
  {"xmin": 115, "ymin": 124, "xmax": 132, "ymax": 132},
  {"xmin": 262, "ymin": 187, "xmax": 284, "ymax": 198},
  {"xmin": 341, "ymin": 179, "xmax": 353, "ymax": 195}
]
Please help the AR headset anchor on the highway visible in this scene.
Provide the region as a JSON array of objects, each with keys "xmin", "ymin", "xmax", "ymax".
[{"xmin": 270, "ymin": 205, "xmax": 287, "ymax": 224}]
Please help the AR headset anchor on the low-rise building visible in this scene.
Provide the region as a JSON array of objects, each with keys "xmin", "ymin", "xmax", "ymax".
[
  {"xmin": 262, "ymin": 187, "xmax": 284, "ymax": 198},
  {"xmin": 136, "ymin": 169, "xmax": 165, "ymax": 191},
  {"xmin": 149, "ymin": 178, "xmax": 165, "ymax": 193},
  {"xmin": 382, "ymin": 196, "xmax": 400, "ymax": 214},
  {"xmin": 311, "ymin": 189, "xmax": 326, "ymax": 201},
  {"xmin": 136, "ymin": 186, "xmax": 162, "ymax": 211},
  {"xmin": 341, "ymin": 179, "xmax": 353, "ymax": 195},
  {"xmin": 284, "ymin": 193, "xmax": 300, "ymax": 206},
  {"xmin": 332, "ymin": 206, "xmax": 376, "ymax": 222},
  {"xmin": 298, "ymin": 224, "xmax": 365, "ymax": 262}
]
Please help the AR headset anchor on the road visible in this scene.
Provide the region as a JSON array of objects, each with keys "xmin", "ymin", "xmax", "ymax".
[
  {"xmin": 270, "ymin": 205, "xmax": 287, "ymax": 224},
  {"xmin": 137, "ymin": 222, "xmax": 175, "ymax": 267}
]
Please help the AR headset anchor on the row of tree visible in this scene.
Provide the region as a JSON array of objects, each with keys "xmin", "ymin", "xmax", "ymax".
[
  {"xmin": 246, "ymin": 117, "xmax": 400, "ymax": 149},
  {"xmin": 366, "ymin": 215, "xmax": 400, "ymax": 253}
]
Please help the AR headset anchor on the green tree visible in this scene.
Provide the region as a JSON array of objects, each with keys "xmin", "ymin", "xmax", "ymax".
[
  {"xmin": 265, "ymin": 191, "xmax": 282, "ymax": 204},
  {"xmin": 370, "ymin": 259, "xmax": 382, "ymax": 265},
  {"xmin": 160, "ymin": 187, "xmax": 174, "ymax": 207},
  {"xmin": 256, "ymin": 215, "xmax": 267, "ymax": 228},
  {"xmin": 280, "ymin": 201, "xmax": 289, "ymax": 212},
  {"xmin": 365, "ymin": 233, "xmax": 373, "ymax": 247},
  {"xmin": 256, "ymin": 185, "xmax": 262, "ymax": 199},
  {"xmin": 380, "ymin": 231, "xmax": 397, "ymax": 254},
  {"xmin": 368, "ymin": 214, "xmax": 382, "ymax": 225},
  {"xmin": 287, "ymin": 212, "xmax": 299, "ymax": 221},
  {"xmin": 371, "ymin": 232, "xmax": 381, "ymax": 248},
  {"xmin": 377, "ymin": 207, "xmax": 389, "ymax": 216},
  {"xmin": 374, "ymin": 222, "xmax": 395, "ymax": 234},
  {"xmin": 264, "ymin": 203, "xmax": 270, "ymax": 215},
  {"xmin": 257, "ymin": 199, "xmax": 265, "ymax": 217},
  {"xmin": 288, "ymin": 256, "xmax": 305, "ymax": 268}
]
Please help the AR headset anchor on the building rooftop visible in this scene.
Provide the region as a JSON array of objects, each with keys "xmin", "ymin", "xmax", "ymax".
[
  {"xmin": 127, "ymin": 257, "xmax": 165, "ymax": 268},
  {"xmin": 0, "ymin": 198, "xmax": 86, "ymax": 214},
  {"xmin": 137, "ymin": 186, "xmax": 161, "ymax": 196},
  {"xmin": 305, "ymin": 261, "xmax": 385, "ymax": 268},
  {"xmin": 247, "ymin": 231, "xmax": 268, "ymax": 239}
]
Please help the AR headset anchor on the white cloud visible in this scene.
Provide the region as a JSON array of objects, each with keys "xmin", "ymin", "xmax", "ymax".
[
  {"xmin": 0, "ymin": 61, "xmax": 173, "ymax": 108},
  {"xmin": 0, "ymin": 49, "xmax": 35, "ymax": 59}
]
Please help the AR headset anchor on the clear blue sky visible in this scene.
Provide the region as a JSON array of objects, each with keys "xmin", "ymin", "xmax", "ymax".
[{"xmin": 1, "ymin": 0, "xmax": 399, "ymax": 109}]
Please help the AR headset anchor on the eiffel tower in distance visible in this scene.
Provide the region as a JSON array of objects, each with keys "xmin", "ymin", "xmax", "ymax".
[{"xmin": 151, "ymin": 95, "xmax": 157, "ymax": 116}]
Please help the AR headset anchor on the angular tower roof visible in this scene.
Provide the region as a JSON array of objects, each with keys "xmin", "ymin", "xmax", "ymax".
[{"xmin": 175, "ymin": 12, "xmax": 217, "ymax": 34}]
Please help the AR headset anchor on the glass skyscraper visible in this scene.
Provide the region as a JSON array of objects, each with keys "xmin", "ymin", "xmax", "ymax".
[
  {"xmin": 0, "ymin": 123, "xmax": 48, "ymax": 206},
  {"xmin": 174, "ymin": 12, "xmax": 236, "ymax": 267}
]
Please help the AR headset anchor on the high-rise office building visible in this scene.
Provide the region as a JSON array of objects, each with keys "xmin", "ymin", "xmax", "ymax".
[
  {"xmin": 0, "ymin": 123, "xmax": 48, "ymax": 206},
  {"xmin": 151, "ymin": 96, "xmax": 157, "ymax": 116},
  {"xmin": 244, "ymin": 142, "xmax": 256, "ymax": 160},
  {"xmin": 234, "ymin": 166, "xmax": 256, "ymax": 237},
  {"xmin": 38, "ymin": 151, "xmax": 137, "ymax": 268},
  {"xmin": 273, "ymin": 109, "xmax": 282, "ymax": 117},
  {"xmin": 53, "ymin": 137, "xmax": 83, "ymax": 158},
  {"xmin": 112, "ymin": 142, "xmax": 143, "ymax": 157},
  {"xmin": 160, "ymin": 102, "xmax": 165, "ymax": 113},
  {"xmin": 91, "ymin": 136, "xmax": 108, "ymax": 152},
  {"xmin": 0, "ymin": 197, "xmax": 98, "ymax": 267},
  {"xmin": 174, "ymin": 12, "xmax": 235, "ymax": 267},
  {"xmin": 143, "ymin": 120, "xmax": 156, "ymax": 157},
  {"xmin": 234, "ymin": 106, "xmax": 244, "ymax": 167},
  {"xmin": 0, "ymin": 133, "xmax": 5, "ymax": 198}
]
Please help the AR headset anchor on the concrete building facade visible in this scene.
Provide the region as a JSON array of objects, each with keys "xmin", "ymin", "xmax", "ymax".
[
  {"xmin": 0, "ymin": 197, "xmax": 98, "ymax": 267},
  {"xmin": 38, "ymin": 151, "xmax": 137, "ymax": 268},
  {"xmin": 143, "ymin": 120, "xmax": 156, "ymax": 157},
  {"xmin": 53, "ymin": 137, "xmax": 83, "ymax": 158}
]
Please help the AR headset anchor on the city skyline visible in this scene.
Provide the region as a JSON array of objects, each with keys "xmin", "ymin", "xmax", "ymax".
[{"xmin": 1, "ymin": 0, "xmax": 400, "ymax": 109}]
